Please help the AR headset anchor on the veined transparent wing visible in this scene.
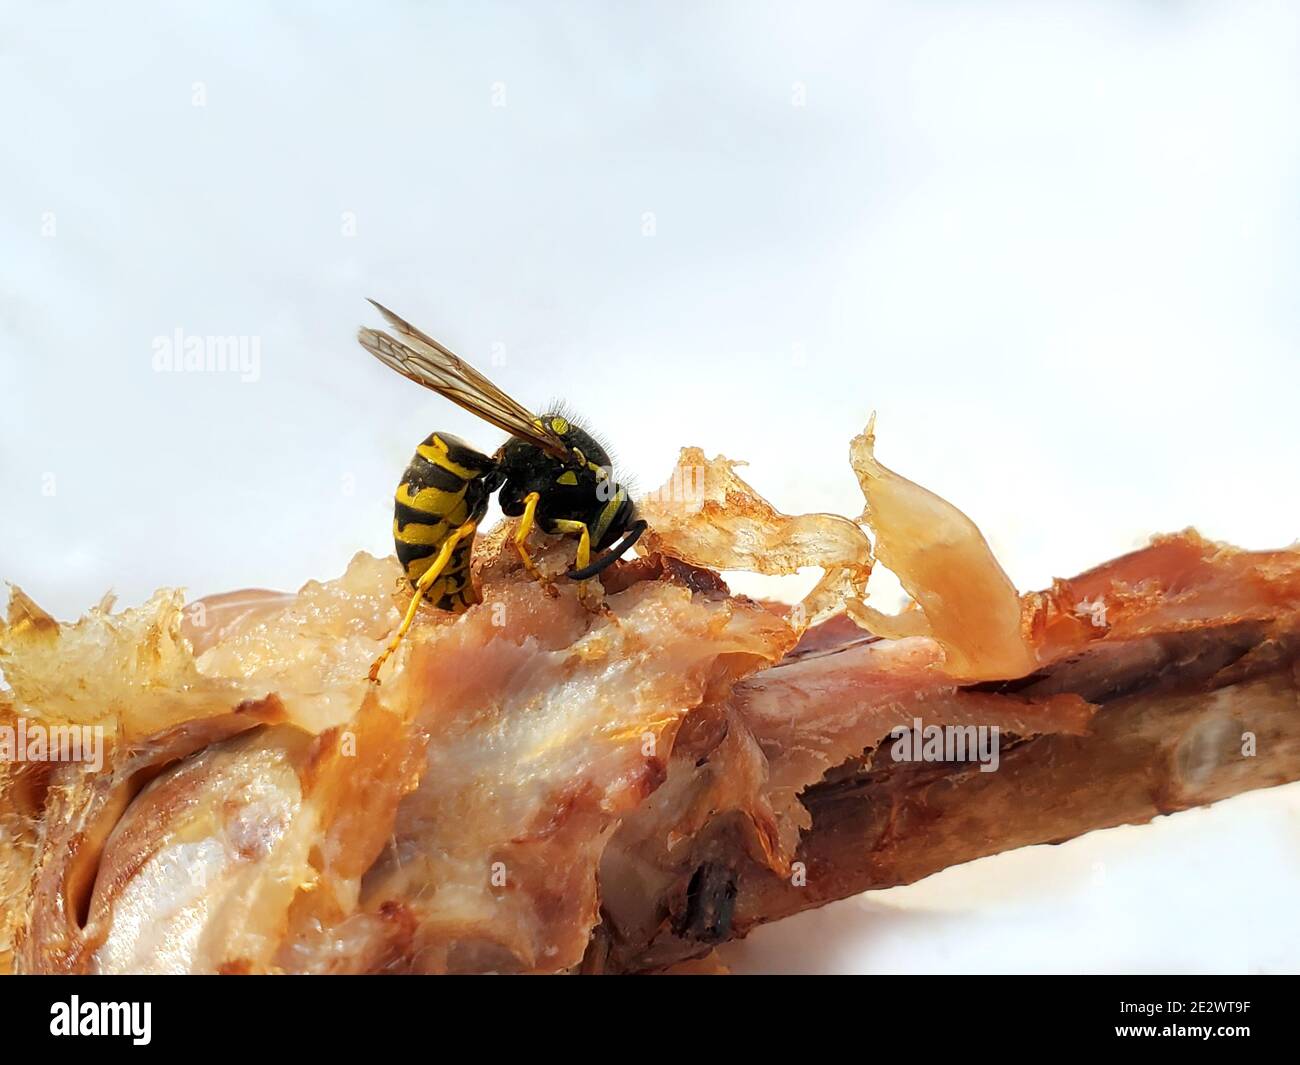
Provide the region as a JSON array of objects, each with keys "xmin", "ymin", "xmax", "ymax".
[{"xmin": 358, "ymin": 299, "xmax": 572, "ymax": 461}]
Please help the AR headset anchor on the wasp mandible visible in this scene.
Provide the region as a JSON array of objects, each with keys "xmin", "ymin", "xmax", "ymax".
[{"xmin": 358, "ymin": 300, "xmax": 647, "ymax": 681}]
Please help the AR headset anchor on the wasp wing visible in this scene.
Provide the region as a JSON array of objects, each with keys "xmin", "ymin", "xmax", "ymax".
[{"xmin": 359, "ymin": 300, "xmax": 572, "ymax": 461}]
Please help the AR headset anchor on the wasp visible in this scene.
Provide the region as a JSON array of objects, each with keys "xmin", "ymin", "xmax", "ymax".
[{"xmin": 358, "ymin": 300, "xmax": 647, "ymax": 681}]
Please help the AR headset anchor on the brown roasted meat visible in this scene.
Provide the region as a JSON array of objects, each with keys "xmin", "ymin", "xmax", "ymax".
[{"xmin": 2, "ymin": 425, "xmax": 1296, "ymax": 973}]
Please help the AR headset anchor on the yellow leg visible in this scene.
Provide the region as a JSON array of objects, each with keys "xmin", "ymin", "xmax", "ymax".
[
  {"xmin": 514, "ymin": 492, "xmax": 545, "ymax": 581},
  {"xmin": 550, "ymin": 519, "xmax": 591, "ymax": 572},
  {"xmin": 551, "ymin": 519, "xmax": 600, "ymax": 610},
  {"xmin": 369, "ymin": 520, "xmax": 477, "ymax": 683}
]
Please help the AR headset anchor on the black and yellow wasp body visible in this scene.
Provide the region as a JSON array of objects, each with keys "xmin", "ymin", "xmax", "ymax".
[
  {"xmin": 360, "ymin": 300, "xmax": 646, "ymax": 681},
  {"xmin": 496, "ymin": 413, "xmax": 639, "ymax": 571},
  {"xmin": 392, "ymin": 431, "xmax": 499, "ymax": 611}
]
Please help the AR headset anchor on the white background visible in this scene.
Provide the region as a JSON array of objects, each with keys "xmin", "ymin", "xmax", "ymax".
[{"xmin": 2, "ymin": 2, "xmax": 1297, "ymax": 973}]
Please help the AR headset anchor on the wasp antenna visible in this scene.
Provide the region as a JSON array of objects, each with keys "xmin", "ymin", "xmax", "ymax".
[{"xmin": 566, "ymin": 520, "xmax": 648, "ymax": 581}]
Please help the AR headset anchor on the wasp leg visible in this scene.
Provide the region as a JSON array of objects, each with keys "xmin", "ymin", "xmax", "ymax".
[
  {"xmin": 549, "ymin": 519, "xmax": 592, "ymax": 572},
  {"xmin": 550, "ymin": 519, "xmax": 602, "ymax": 611},
  {"xmin": 369, "ymin": 519, "xmax": 477, "ymax": 683},
  {"xmin": 567, "ymin": 520, "xmax": 647, "ymax": 581},
  {"xmin": 513, "ymin": 491, "xmax": 547, "ymax": 582}
]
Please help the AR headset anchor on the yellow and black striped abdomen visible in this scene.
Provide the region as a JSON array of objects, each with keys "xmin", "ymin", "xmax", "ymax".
[{"xmin": 393, "ymin": 432, "xmax": 496, "ymax": 611}]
